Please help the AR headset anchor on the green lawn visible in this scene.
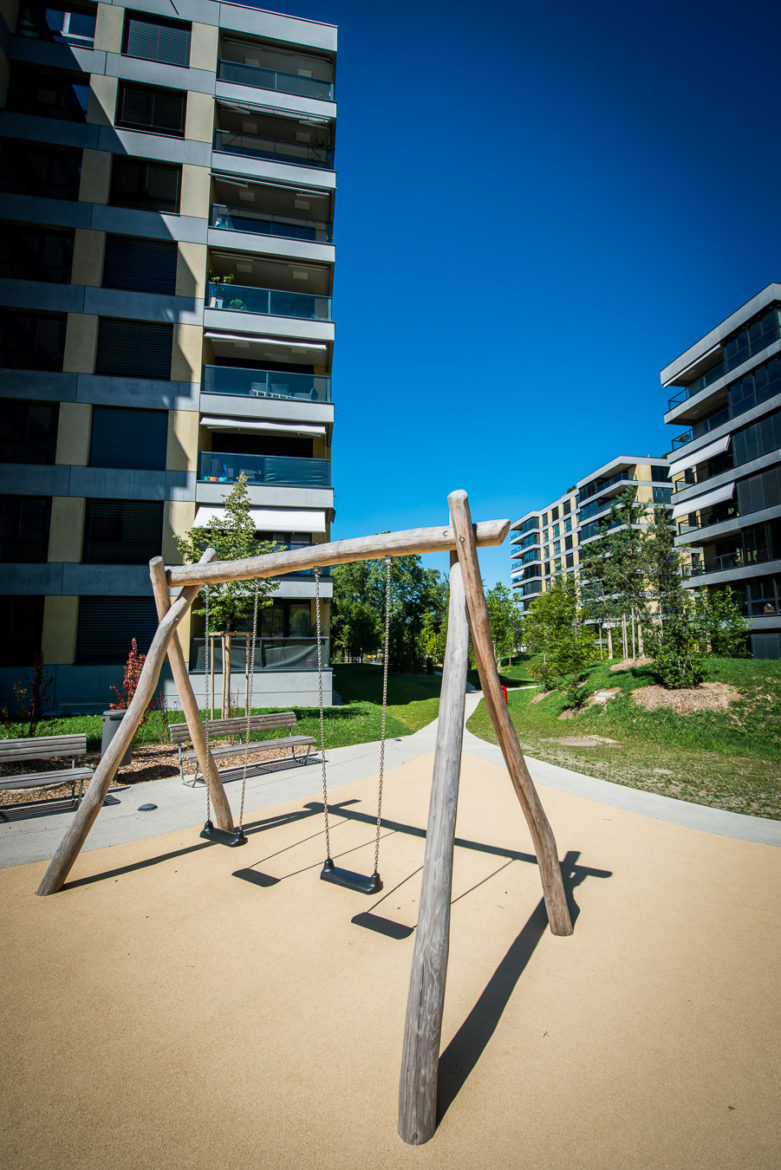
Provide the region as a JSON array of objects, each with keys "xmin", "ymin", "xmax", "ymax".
[{"xmin": 467, "ymin": 657, "xmax": 781, "ymax": 820}]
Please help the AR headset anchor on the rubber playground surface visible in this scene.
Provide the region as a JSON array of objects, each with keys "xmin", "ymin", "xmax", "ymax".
[{"xmin": 1, "ymin": 749, "xmax": 779, "ymax": 1169}]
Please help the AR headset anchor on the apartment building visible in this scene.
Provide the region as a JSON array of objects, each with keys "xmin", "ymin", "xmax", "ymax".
[
  {"xmin": 510, "ymin": 456, "xmax": 671, "ymax": 614},
  {"xmin": 0, "ymin": 0, "xmax": 337, "ymax": 709},
  {"xmin": 662, "ymin": 284, "xmax": 781, "ymax": 659}
]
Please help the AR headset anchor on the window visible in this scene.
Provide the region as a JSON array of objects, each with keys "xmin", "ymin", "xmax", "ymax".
[
  {"xmin": 0, "ymin": 495, "xmax": 51, "ymax": 562},
  {"xmin": 116, "ymin": 81, "xmax": 186, "ymax": 137},
  {"xmin": 7, "ymin": 65, "xmax": 89, "ymax": 121},
  {"xmin": 82, "ymin": 499, "xmax": 164, "ymax": 563},
  {"xmin": 0, "ymin": 140, "xmax": 81, "ymax": 200},
  {"xmin": 102, "ymin": 236, "xmax": 178, "ymax": 295},
  {"xmin": 653, "ymin": 486, "xmax": 672, "ymax": 504},
  {"xmin": 76, "ymin": 596, "xmax": 158, "ymax": 664},
  {"xmin": 0, "ymin": 224, "xmax": 73, "ymax": 283},
  {"xmin": 122, "ymin": 10, "xmax": 191, "ymax": 66},
  {"xmin": 17, "ymin": 3, "xmax": 96, "ymax": 45},
  {"xmin": 94, "ymin": 318, "xmax": 173, "ymax": 380},
  {"xmin": 0, "ymin": 596, "xmax": 44, "ymax": 666},
  {"xmin": 259, "ymin": 601, "xmax": 311, "ymax": 638},
  {"xmin": 89, "ymin": 406, "xmax": 168, "ymax": 470},
  {"xmin": 732, "ymin": 409, "xmax": 781, "ymax": 468},
  {"xmin": 0, "ymin": 399, "xmax": 59, "ymax": 464},
  {"xmin": 737, "ymin": 466, "xmax": 781, "ymax": 516},
  {"xmin": 0, "ymin": 310, "xmax": 66, "ymax": 371},
  {"xmin": 109, "ymin": 155, "xmax": 181, "ymax": 213}
]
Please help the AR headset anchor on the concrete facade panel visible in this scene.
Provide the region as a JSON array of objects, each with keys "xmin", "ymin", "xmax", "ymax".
[
  {"xmin": 179, "ymin": 163, "xmax": 212, "ymax": 218},
  {"xmin": 0, "ymin": 111, "xmax": 99, "ymax": 149},
  {"xmin": 0, "ymin": 563, "xmax": 64, "ymax": 593},
  {"xmin": 202, "ymin": 307, "xmax": 334, "ymax": 342},
  {"xmin": 214, "ymin": 79, "xmax": 335, "ymax": 122},
  {"xmin": 195, "ymin": 482, "xmax": 333, "ymax": 508},
  {"xmin": 76, "ymin": 373, "xmax": 199, "ymax": 411},
  {"xmin": 167, "ymin": 408, "xmax": 200, "ymax": 471},
  {"xmin": 79, "ymin": 149, "xmax": 112, "ymax": 204},
  {"xmin": 96, "ymin": 125, "xmax": 212, "ymax": 166},
  {"xmin": 185, "ymin": 89, "xmax": 214, "ymax": 141},
  {"xmin": 0, "ymin": 278, "xmax": 84, "ymax": 313},
  {"xmin": 71, "ymin": 229, "xmax": 106, "ymax": 287},
  {"xmin": 198, "ymin": 394, "xmax": 333, "ymax": 426},
  {"xmin": 67, "ymin": 466, "xmax": 195, "ymax": 500},
  {"xmin": 55, "ymin": 402, "xmax": 91, "ymax": 466},
  {"xmin": 42, "ymin": 595, "xmax": 78, "ymax": 665},
  {"xmin": 190, "ymin": 21, "xmax": 219, "ymax": 71},
  {"xmin": 205, "ymin": 226, "xmax": 335, "ymax": 265},
  {"xmin": 61, "ymin": 564, "xmax": 152, "ymax": 594},
  {"xmin": 8, "ymin": 36, "xmax": 105, "ymax": 75},
  {"xmin": 103, "ymin": 51, "xmax": 215, "ymax": 94},
  {"xmin": 0, "ymin": 194, "xmax": 92, "ymax": 229},
  {"xmin": 171, "ymin": 322, "xmax": 204, "ymax": 381},
  {"xmin": 87, "ymin": 73, "xmax": 118, "ymax": 127},
  {"xmin": 83, "ymin": 285, "xmax": 204, "ymax": 325},
  {"xmin": 210, "ymin": 151, "xmax": 336, "ymax": 192},
  {"xmin": 94, "ymin": 2, "xmax": 123, "ymax": 53},
  {"xmin": 89, "ymin": 203, "xmax": 208, "ymax": 244},
  {"xmin": 0, "ymin": 463, "xmax": 69, "ymax": 494},
  {"xmin": 176, "ymin": 241, "xmax": 208, "ymax": 299},
  {"xmin": 0, "ymin": 372, "xmax": 78, "ymax": 402},
  {"xmin": 63, "ymin": 313, "xmax": 98, "ymax": 373},
  {"xmin": 48, "ymin": 497, "xmax": 86, "ymax": 562},
  {"xmin": 163, "ymin": 498, "xmax": 196, "ymax": 560}
]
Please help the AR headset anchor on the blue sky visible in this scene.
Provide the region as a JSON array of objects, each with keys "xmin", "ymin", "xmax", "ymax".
[{"xmin": 254, "ymin": 0, "xmax": 781, "ymax": 587}]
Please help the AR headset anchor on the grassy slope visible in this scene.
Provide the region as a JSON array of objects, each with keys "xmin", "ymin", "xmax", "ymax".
[{"xmin": 467, "ymin": 657, "xmax": 781, "ymax": 820}]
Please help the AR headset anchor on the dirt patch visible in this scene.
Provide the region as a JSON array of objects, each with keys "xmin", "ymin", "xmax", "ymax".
[
  {"xmin": 530, "ymin": 690, "xmax": 554, "ymax": 704},
  {"xmin": 610, "ymin": 657, "xmax": 653, "ymax": 672},
  {"xmin": 632, "ymin": 682, "xmax": 740, "ymax": 714},
  {"xmin": 589, "ymin": 688, "xmax": 620, "ymax": 706},
  {"xmin": 553, "ymin": 735, "xmax": 619, "ymax": 748}
]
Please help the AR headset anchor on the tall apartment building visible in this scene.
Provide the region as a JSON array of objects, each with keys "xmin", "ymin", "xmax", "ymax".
[
  {"xmin": 0, "ymin": 0, "xmax": 337, "ymax": 709},
  {"xmin": 662, "ymin": 284, "xmax": 781, "ymax": 659},
  {"xmin": 510, "ymin": 456, "xmax": 671, "ymax": 614}
]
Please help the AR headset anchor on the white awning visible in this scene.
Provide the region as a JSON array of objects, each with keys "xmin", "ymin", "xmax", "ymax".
[
  {"xmin": 194, "ymin": 506, "xmax": 327, "ymax": 533},
  {"xmin": 671, "ymin": 481, "xmax": 735, "ymax": 520},
  {"xmin": 201, "ymin": 416, "xmax": 326, "ymax": 437},
  {"xmin": 669, "ymin": 434, "xmax": 731, "ymax": 477},
  {"xmin": 203, "ymin": 332, "xmax": 328, "ymax": 354}
]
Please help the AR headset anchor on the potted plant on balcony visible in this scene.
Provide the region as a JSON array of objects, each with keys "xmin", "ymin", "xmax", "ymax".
[{"xmin": 208, "ymin": 272, "xmax": 234, "ymax": 309}]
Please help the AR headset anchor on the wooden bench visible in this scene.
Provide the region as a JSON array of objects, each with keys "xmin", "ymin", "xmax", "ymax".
[
  {"xmin": 170, "ymin": 713, "xmax": 316, "ymax": 784},
  {"xmin": 0, "ymin": 734, "xmax": 93, "ymax": 817}
]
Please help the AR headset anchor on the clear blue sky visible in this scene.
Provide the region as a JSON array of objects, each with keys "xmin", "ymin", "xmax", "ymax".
[{"xmin": 256, "ymin": 0, "xmax": 781, "ymax": 588}]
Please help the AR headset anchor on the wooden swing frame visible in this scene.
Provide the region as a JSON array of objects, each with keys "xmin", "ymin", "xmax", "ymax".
[{"xmin": 35, "ymin": 489, "xmax": 572, "ymax": 1145}]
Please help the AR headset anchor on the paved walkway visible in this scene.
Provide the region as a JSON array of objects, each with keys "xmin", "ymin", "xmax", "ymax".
[{"xmin": 2, "ymin": 690, "xmax": 778, "ymax": 870}]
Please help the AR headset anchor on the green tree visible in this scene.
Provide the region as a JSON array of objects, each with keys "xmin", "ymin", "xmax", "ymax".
[
  {"xmin": 644, "ymin": 504, "xmax": 686, "ymax": 630},
  {"xmin": 582, "ymin": 487, "xmax": 650, "ymax": 658},
  {"xmin": 175, "ymin": 474, "xmax": 279, "ymax": 714},
  {"xmin": 695, "ymin": 586, "xmax": 750, "ymax": 657},
  {"xmin": 522, "ymin": 580, "xmax": 596, "ymax": 692},
  {"xmin": 654, "ymin": 601, "xmax": 704, "ymax": 688},
  {"xmin": 485, "ymin": 582, "xmax": 523, "ymax": 665}
]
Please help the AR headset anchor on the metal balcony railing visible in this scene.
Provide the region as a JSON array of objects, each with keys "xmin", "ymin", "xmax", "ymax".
[
  {"xmin": 202, "ymin": 365, "xmax": 331, "ymax": 403},
  {"xmin": 190, "ymin": 635, "xmax": 329, "ymax": 672},
  {"xmin": 199, "ymin": 451, "xmax": 331, "ymax": 488},
  {"xmin": 218, "ymin": 59, "xmax": 334, "ymax": 101},
  {"xmin": 213, "ymin": 128, "xmax": 333, "ymax": 169},
  {"xmin": 207, "ymin": 281, "xmax": 331, "ymax": 321},
  {"xmin": 210, "ymin": 203, "xmax": 333, "ymax": 243}
]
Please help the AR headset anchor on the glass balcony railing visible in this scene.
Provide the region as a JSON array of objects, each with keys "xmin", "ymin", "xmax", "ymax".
[
  {"xmin": 202, "ymin": 365, "xmax": 331, "ymax": 403},
  {"xmin": 676, "ymin": 502, "xmax": 738, "ymax": 534},
  {"xmin": 218, "ymin": 59, "xmax": 334, "ymax": 101},
  {"xmin": 199, "ymin": 450, "xmax": 331, "ymax": 488},
  {"xmin": 688, "ymin": 548, "xmax": 774, "ymax": 577},
  {"xmin": 190, "ymin": 636, "xmax": 329, "ymax": 673},
  {"xmin": 667, "ymin": 307, "xmax": 781, "ymax": 411},
  {"xmin": 207, "ymin": 281, "xmax": 331, "ymax": 321},
  {"xmin": 671, "ymin": 406, "xmax": 731, "ymax": 450},
  {"xmin": 578, "ymin": 472, "xmax": 637, "ymax": 502},
  {"xmin": 213, "ymin": 128, "xmax": 333, "ymax": 169},
  {"xmin": 210, "ymin": 204, "xmax": 333, "ymax": 243}
]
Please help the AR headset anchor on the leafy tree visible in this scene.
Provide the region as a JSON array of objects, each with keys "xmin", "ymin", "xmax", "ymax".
[
  {"xmin": 581, "ymin": 486, "xmax": 650, "ymax": 658},
  {"xmin": 644, "ymin": 504, "xmax": 686, "ymax": 630},
  {"xmin": 522, "ymin": 580, "xmax": 596, "ymax": 692},
  {"xmin": 418, "ymin": 608, "xmax": 440, "ymax": 669},
  {"xmin": 175, "ymin": 474, "xmax": 279, "ymax": 714},
  {"xmin": 485, "ymin": 582, "xmax": 523, "ymax": 665},
  {"xmin": 335, "ymin": 599, "xmax": 381, "ymax": 661},
  {"xmin": 654, "ymin": 602, "xmax": 704, "ymax": 688},
  {"xmin": 695, "ymin": 586, "xmax": 750, "ymax": 657}
]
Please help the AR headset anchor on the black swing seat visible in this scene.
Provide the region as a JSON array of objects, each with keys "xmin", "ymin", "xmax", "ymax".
[
  {"xmin": 200, "ymin": 820, "xmax": 247, "ymax": 847},
  {"xmin": 320, "ymin": 858, "xmax": 382, "ymax": 895}
]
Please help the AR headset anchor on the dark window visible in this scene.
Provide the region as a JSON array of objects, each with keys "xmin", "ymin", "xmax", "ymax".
[
  {"xmin": 17, "ymin": 2, "xmax": 96, "ymax": 44},
  {"xmin": 0, "ymin": 310, "xmax": 66, "ymax": 371},
  {"xmin": 95, "ymin": 318, "xmax": 173, "ymax": 380},
  {"xmin": 76, "ymin": 595, "xmax": 158, "ymax": 664},
  {"xmin": 259, "ymin": 600, "xmax": 312, "ymax": 638},
  {"xmin": 122, "ymin": 10, "xmax": 191, "ymax": 66},
  {"xmin": 89, "ymin": 406, "xmax": 168, "ymax": 470},
  {"xmin": 0, "ymin": 595, "xmax": 44, "ymax": 666},
  {"xmin": 116, "ymin": 80, "xmax": 186, "ymax": 137},
  {"xmin": 0, "ymin": 399, "xmax": 59, "ymax": 465},
  {"xmin": 0, "ymin": 495, "xmax": 51, "ymax": 562},
  {"xmin": 566, "ymin": 552, "xmax": 574, "ymax": 569},
  {"xmin": 0, "ymin": 224, "xmax": 74, "ymax": 283},
  {"xmin": 82, "ymin": 498, "xmax": 164, "ymax": 563},
  {"xmin": 109, "ymin": 155, "xmax": 181, "ymax": 213},
  {"xmin": 737, "ymin": 466, "xmax": 781, "ymax": 515},
  {"xmin": 102, "ymin": 235, "xmax": 177, "ymax": 295},
  {"xmin": 565, "ymin": 534, "xmax": 573, "ymax": 551},
  {"xmin": 0, "ymin": 139, "xmax": 82, "ymax": 200},
  {"xmin": 733, "ymin": 409, "xmax": 781, "ymax": 468},
  {"xmin": 653, "ymin": 486, "xmax": 672, "ymax": 504},
  {"xmin": 7, "ymin": 65, "xmax": 89, "ymax": 121}
]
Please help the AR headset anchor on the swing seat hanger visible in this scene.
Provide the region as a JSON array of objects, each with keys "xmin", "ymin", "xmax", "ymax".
[{"xmin": 320, "ymin": 858, "xmax": 382, "ymax": 895}]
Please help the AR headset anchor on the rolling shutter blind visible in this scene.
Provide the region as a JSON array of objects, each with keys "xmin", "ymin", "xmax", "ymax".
[
  {"xmin": 89, "ymin": 406, "xmax": 168, "ymax": 470},
  {"xmin": 76, "ymin": 596, "xmax": 159, "ymax": 665},
  {"xmin": 737, "ymin": 467, "xmax": 781, "ymax": 515},
  {"xmin": 123, "ymin": 12, "xmax": 191, "ymax": 66},
  {"xmin": 83, "ymin": 499, "xmax": 164, "ymax": 564},
  {"xmin": 116, "ymin": 81, "xmax": 186, "ymax": 136},
  {"xmin": 95, "ymin": 318, "xmax": 172, "ymax": 380},
  {"xmin": 109, "ymin": 157, "xmax": 181, "ymax": 212},
  {"xmin": 103, "ymin": 236, "xmax": 178, "ymax": 295}
]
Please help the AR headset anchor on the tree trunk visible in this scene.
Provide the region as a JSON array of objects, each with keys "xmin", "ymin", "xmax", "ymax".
[
  {"xmin": 637, "ymin": 620, "xmax": 644, "ymax": 657},
  {"xmin": 606, "ymin": 622, "xmax": 613, "ymax": 659},
  {"xmin": 221, "ymin": 632, "xmax": 232, "ymax": 717},
  {"xmin": 622, "ymin": 612, "xmax": 628, "ymax": 658},
  {"xmin": 630, "ymin": 608, "xmax": 637, "ymax": 658}
]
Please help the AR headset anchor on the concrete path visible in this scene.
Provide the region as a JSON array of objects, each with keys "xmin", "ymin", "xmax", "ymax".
[{"xmin": 2, "ymin": 690, "xmax": 778, "ymax": 871}]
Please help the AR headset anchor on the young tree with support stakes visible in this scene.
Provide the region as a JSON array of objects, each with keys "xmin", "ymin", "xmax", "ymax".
[
  {"xmin": 582, "ymin": 486, "xmax": 650, "ymax": 658},
  {"xmin": 485, "ymin": 581, "xmax": 524, "ymax": 666},
  {"xmin": 175, "ymin": 474, "xmax": 279, "ymax": 715}
]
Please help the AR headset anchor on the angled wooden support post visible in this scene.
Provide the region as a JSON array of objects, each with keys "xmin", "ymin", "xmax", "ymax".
[
  {"xmin": 398, "ymin": 554, "xmax": 470, "ymax": 1145},
  {"xmin": 36, "ymin": 560, "xmax": 208, "ymax": 896},
  {"xmin": 149, "ymin": 555, "xmax": 233, "ymax": 834},
  {"xmin": 448, "ymin": 490, "xmax": 573, "ymax": 936}
]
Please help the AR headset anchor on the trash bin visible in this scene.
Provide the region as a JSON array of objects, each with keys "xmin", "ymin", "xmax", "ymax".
[
  {"xmin": 500, "ymin": 685, "xmax": 508, "ymax": 705},
  {"xmin": 101, "ymin": 710, "xmax": 133, "ymax": 767}
]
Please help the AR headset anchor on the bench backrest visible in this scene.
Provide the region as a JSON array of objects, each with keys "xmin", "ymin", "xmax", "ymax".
[
  {"xmin": 169, "ymin": 712, "xmax": 297, "ymax": 745},
  {"xmin": 0, "ymin": 733, "xmax": 88, "ymax": 762}
]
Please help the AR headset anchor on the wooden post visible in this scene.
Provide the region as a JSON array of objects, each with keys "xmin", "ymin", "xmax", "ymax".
[
  {"xmin": 448, "ymin": 491, "xmax": 573, "ymax": 936},
  {"xmin": 398, "ymin": 555, "xmax": 470, "ymax": 1145},
  {"xmin": 36, "ymin": 576, "xmax": 203, "ymax": 896},
  {"xmin": 148, "ymin": 556, "xmax": 234, "ymax": 833}
]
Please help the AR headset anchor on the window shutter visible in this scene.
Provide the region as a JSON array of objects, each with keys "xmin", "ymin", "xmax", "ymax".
[
  {"xmin": 83, "ymin": 499, "xmax": 164, "ymax": 563},
  {"xmin": 103, "ymin": 236, "xmax": 177, "ymax": 295},
  {"xmin": 117, "ymin": 81, "xmax": 186, "ymax": 136},
  {"xmin": 124, "ymin": 12, "xmax": 191, "ymax": 66},
  {"xmin": 76, "ymin": 596, "xmax": 159, "ymax": 665},
  {"xmin": 109, "ymin": 157, "xmax": 181, "ymax": 213},
  {"xmin": 89, "ymin": 405, "xmax": 168, "ymax": 470},
  {"xmin": 95, "ymin": 318, "xmax": 173, "ymax": 381}
]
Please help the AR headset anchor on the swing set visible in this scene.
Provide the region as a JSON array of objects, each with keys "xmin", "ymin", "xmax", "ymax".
[{"xmin": 35, "ymin": 490, "xmax": 573, "ymax": 1146}]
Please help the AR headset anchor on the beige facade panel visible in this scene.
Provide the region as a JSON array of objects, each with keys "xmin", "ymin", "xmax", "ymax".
[
  {"xmin": 180, "ymin": 164, "xmax": 211, "ymax": 219},
  {"xmin": 190, "ymin": 22, "xmax": 219, "ymax": 71},
  {"xmin": 48, "ymin": 497, "xmax": 86, "ymax": 562},
  {"xmin": 171, "ymin": 323, "xmax": 203, "ymax": 382},
  {"xmin": 63, "ymin": 314, "xmax": 98, "ymax": 374},
  {"xmin": 163, "ymin": 499, "xmax": 196, "ymax": 561},
  {"xmin": 55, "ymin": 403, "xmax": 92, "ymax": 466},
  {"xmin": 176, "ymin": 242, "xmax": 208, "ymax": 300},
  {"xmin": 94, "ymin": 2, "xmax": 123, "ymax": 53},
  {"xmin": 71, "ymin": 230, "xmax": 106, "ymax": 287},
  {"xmin": 87, "ymin": 74, "xmax": 118, "ymax": 128},
  {"xmin": 79, "ymin": 149, "xmax": 112, "ymax": 205},
  {"xmin": 42, "ymin": 596, "xmax": 79, "ymax": 665},
  {"xmin": 166, "ymin": 408, "xmax": 199, "ymax": 472},
  {"xmin": 0, "ymin": 0, "xmax": 19, "ymax": 36},
  {"xmin": 184, "ymin": 90, "xmax": 214, "ymax": 143}
]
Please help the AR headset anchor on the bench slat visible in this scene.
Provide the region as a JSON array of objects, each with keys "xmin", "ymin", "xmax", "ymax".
[
  {"xmin": 0, "ymin": 768, "xmax": 93, "ymax": 791},
  {"xmin": 0, "ymin": 734, "xmax": 88, "ymax": 762},
  {"xmin": 170, "ymin": 713, "xmax": 297, "ymax": 745},
  {"xmin": 180, "ymin": 735, "xmax": 315, "ymax": 763}
]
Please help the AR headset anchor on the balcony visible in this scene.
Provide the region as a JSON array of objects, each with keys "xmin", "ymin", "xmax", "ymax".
[
  {"xmin": 213, "ymin": 128, "xmax": 333, "ymax": 170},
  {"xmin": 190, "ymin": 635, "xmax": 329, "ymax": 672},
  {"xmin": 210, "ymin": 204, "xmax": 332, "ymax": 244},
  {"xmin": 207, "ymin": 281, "xmax": 331, "ymax": 321},
  {"xmin": 202, "ymin": 365, "xmax": 331, "ymax": 404},
  {"xmin": 218, "ymin": 59, "xmax": 334, "ymax": 102},
  {"xmin": 199, "ymin": 450, "xmax": 330, "ymax": 488},
  {"xmin": 671, "ymin": 406, "xmax": 730, "ymax": 450},
  {"xmin": 578, "ymin": 472, "xmax": 638, "ymax": 502}
]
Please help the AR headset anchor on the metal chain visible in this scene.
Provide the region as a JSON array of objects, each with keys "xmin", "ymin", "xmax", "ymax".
[
  {"xmin": 374, "ymin": 555, "xmax": 392, "ymax": 875},
  {"xmin": 314, "ymin": 566, "xmax": 331, "ymax": 859},
  {"xmin": 204, "ymin": 584, "xmax": 211, "ymax": 823},
  {"xmin": 238, "ymin": 578, "xmax": 259, "ymax": 833}
]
